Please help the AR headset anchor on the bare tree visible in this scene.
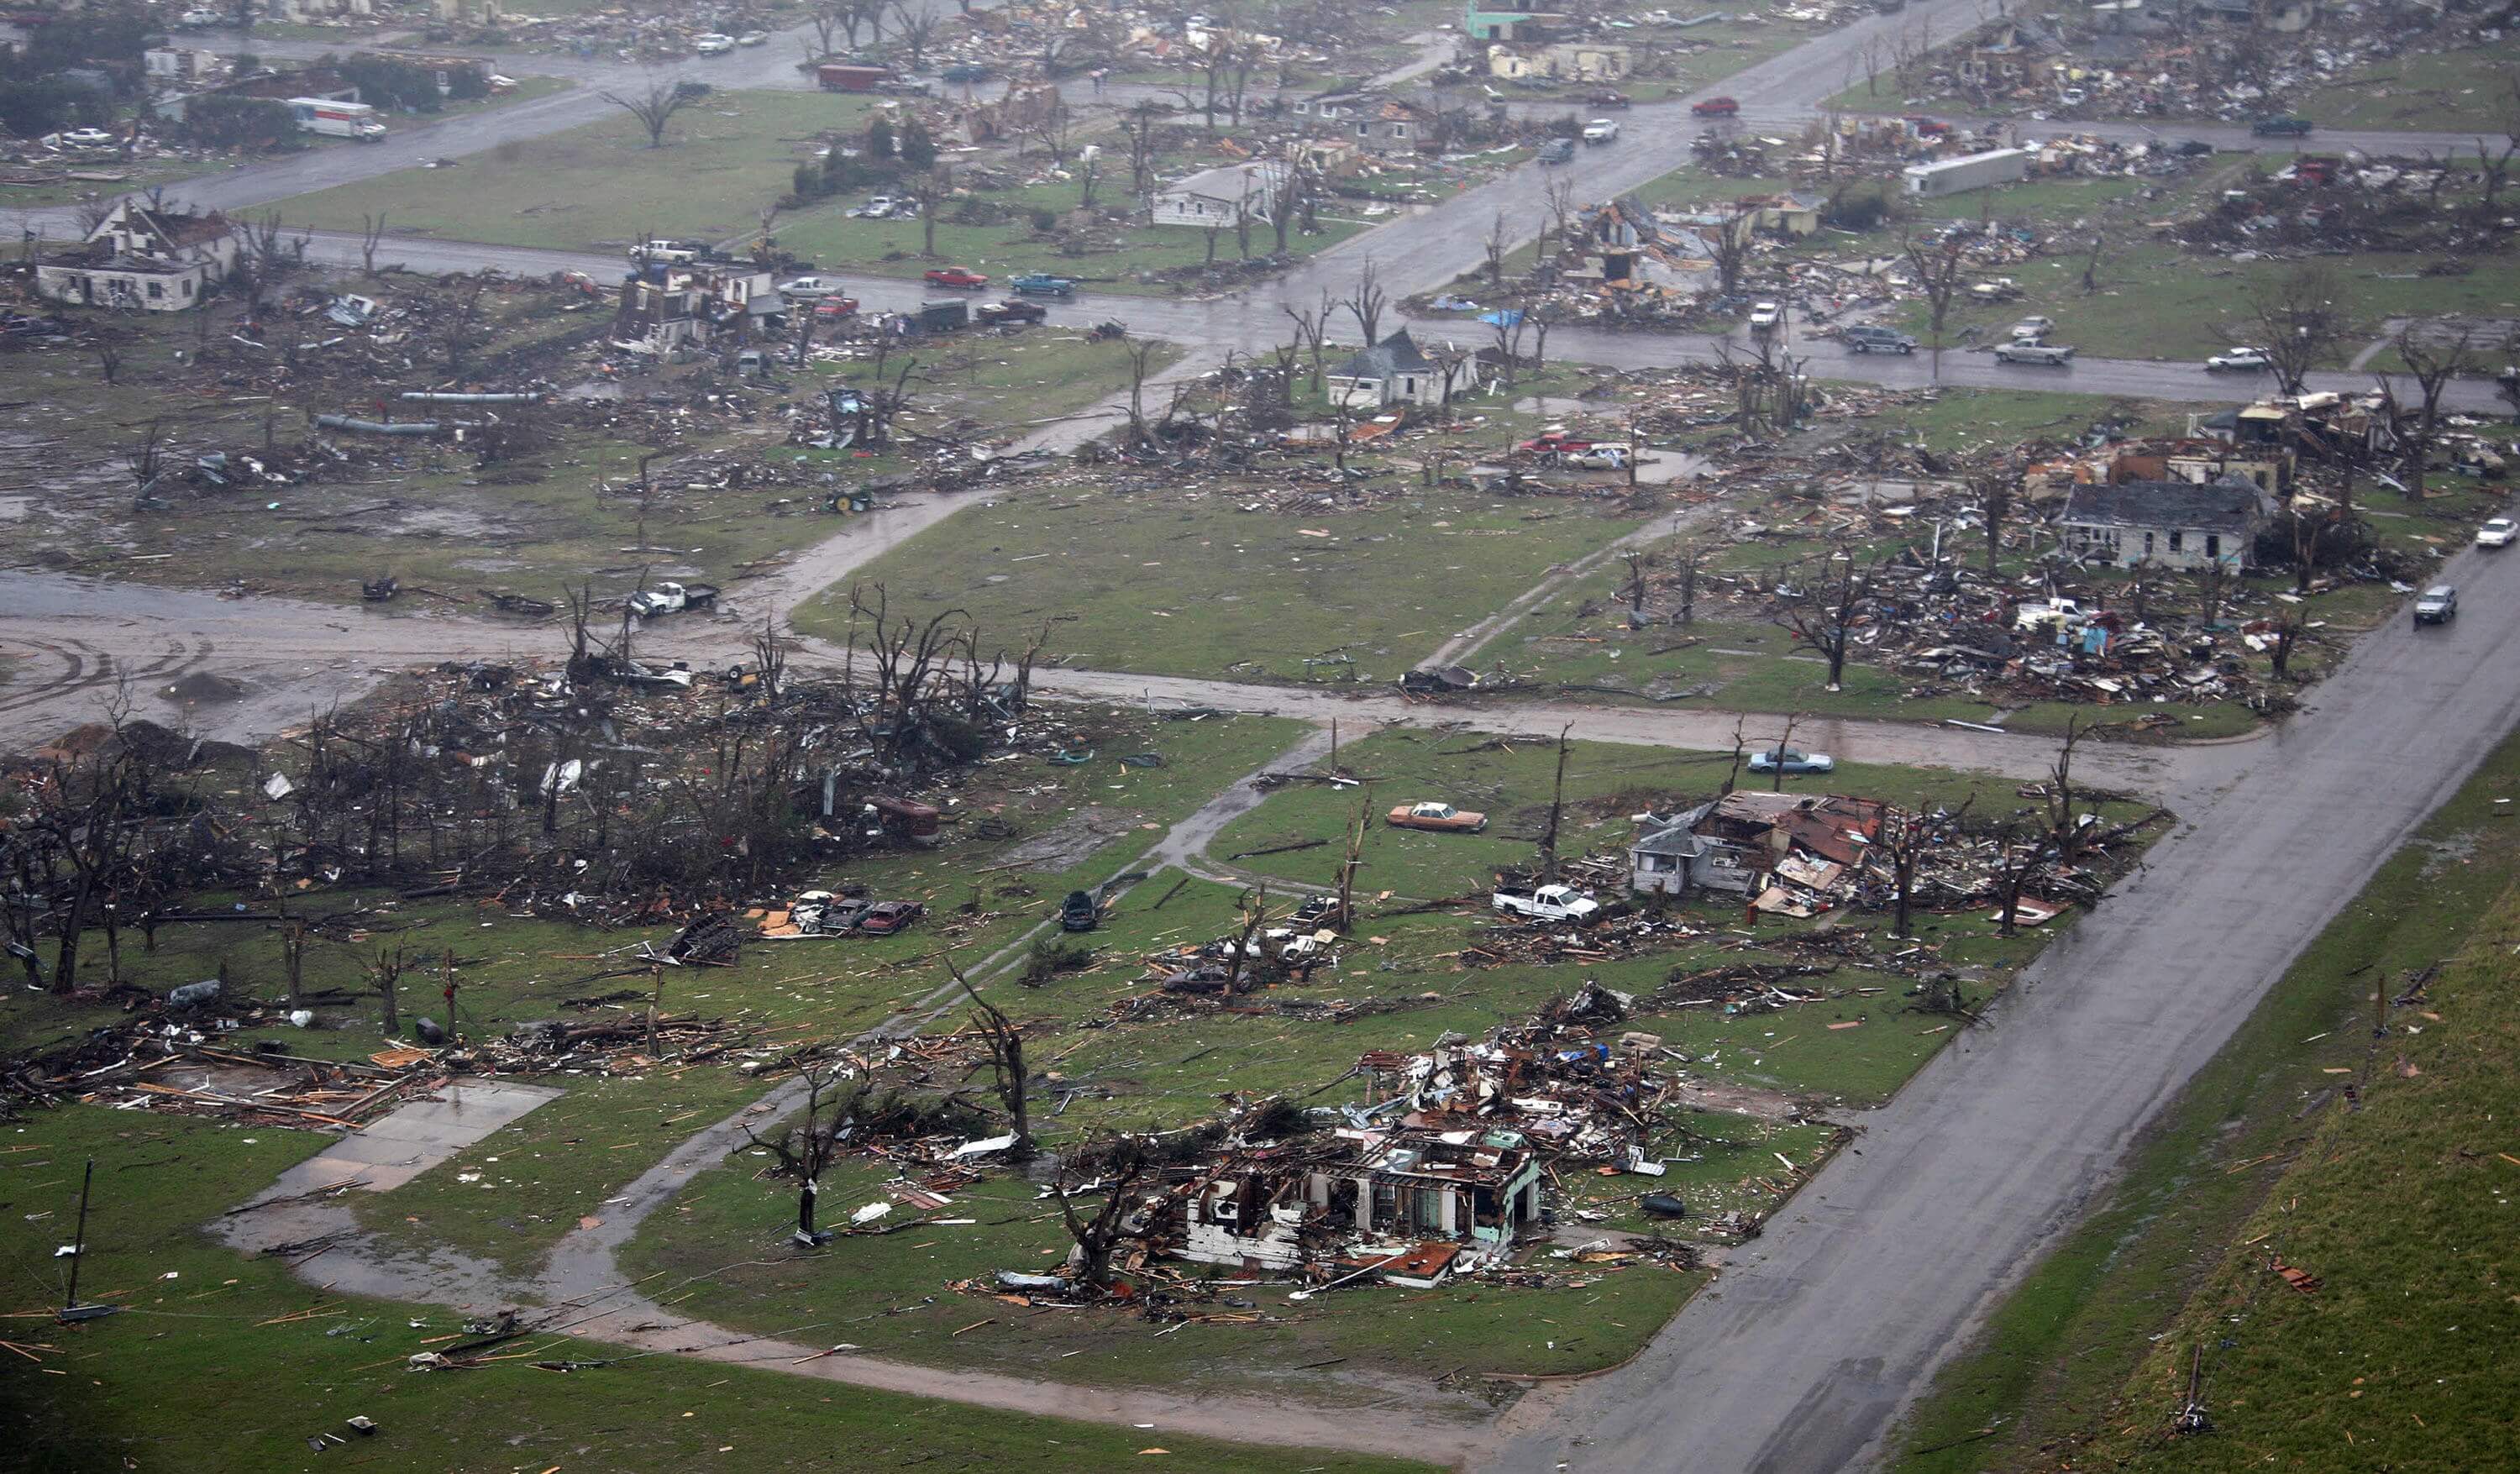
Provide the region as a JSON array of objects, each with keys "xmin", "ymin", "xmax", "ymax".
[
  {"xmin": 892, "ymin": 0, "xmax": 941, "ymax": 70},
  {"xmin": 1972, "ymin": 467, "xmax": 2016, "ymax": 574},
  {"xmin": 1482, "ymin": 209, "xmax": 1511, "ymax": 289},
  {"xmin": 359, "ymin": 212, "xmax": 387, "ymax": 277},
  {"xmin": 1050, "ymin": 1137, "xmax": 1151, "ymax": 1292},
  {"xmin": 1283, "ymin": 287, "xmax": 1333, "ymax": 392},
  {"xmin": 740, "ymin": 1061, "xmax": 862, "ymax": 1243},
  {"xmin": 1541, "ymin": 178, "xmax": 1578, "ymax": 261},
  {"xmin": 1900, "ymin": 231, "xmax": 1968, "ymax": 381},
  {"xmin": 1772, "ymin": 548, "xmax": 1877, "ymax": 691},
  {"xmin": 368, "ymin": 944, "xmax": 404, "ymax": 1032},
  {"xmin": 2043, "ymin": 716, "xmax": 2086, "ymax": 862},
  {"xmin": 1344, "ymin": 260, "xmax": 1388, "ymax": 347},
  {"xmin": 1763, "ymin": 711, "xmax": 1803, "ymax": 793},
  {"xmin": 1537, "ymin": 724, "xmax": 1573, "ymax": 884},
  {"xmin": 1672, "ymin": 541, "xmax": 1705, "ymax": 626},
  {"xmin": 2239, "ymin": 262, "xmax": 2348, "ymax": 396},
  {"xmin": 2389, "ymin": 324, "xmax": 2473, "ymax": 501},
  {"xmin": 1723, "ymin": 712, "xmax": 1750, "ymax": 795},
  {"xmin": 950, "ymin": 959, "xmax": 1032, "ymax": 1157},
  {"xmin": 1882, "ymin": 796, "xmax": 1971, "ymax": 940},
  {"xmin": 601, "ymin": 76, "xmax": 699, "ymax": 149}
]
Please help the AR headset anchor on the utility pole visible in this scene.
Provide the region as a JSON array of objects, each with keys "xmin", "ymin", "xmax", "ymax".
[
  {"xmin": 1539, "ymin": 723, "xmax": 1572, "ymax": 885},
  {"xmin": 58, "ymin": 1159, "xmax": 119, "ymax": 1323}
]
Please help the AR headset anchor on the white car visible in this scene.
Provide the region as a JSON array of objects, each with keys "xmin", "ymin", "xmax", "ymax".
[
  {"xmin": 176, "ymin": 6, "xmax": 223, "ymax": 24},
  {"xmin": 2477, "ymin": 517, "xmax": 2517, "ymax": 548},
  {"xmin": 57, "ymin": 128, "xmax": 118, "ymax": 149},
  {"xmin": 737, "ymin": 29, "xmax": 769, "ymax": 45},
  {"xmin": 780, "ymin": 275, "xmax": 847, "ymax": 296},
  {"xmin": 849, "ymin": 195, "xmax": 898, "ymax": 218},
  {"xmin": 2206, "ymin": 347, "xmax": 2271, "ymax": 372},
  {"xmin": 2008, "ymin": 317, "xmax": 2054, "ymax": 342},
  {"xmin": 694, "ymin": 33, "xmax": 736, "ymax": 54},
  {"xmin": 1582, "ymin": 118, "xmax": 1620, "ymax": 144},
  {"xmin": 1748, "ymin": 301, "xmax": 1781, "ymax": 329}
]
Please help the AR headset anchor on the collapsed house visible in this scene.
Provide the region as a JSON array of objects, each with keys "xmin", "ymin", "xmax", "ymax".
[
  {"xmin": 613, "ymin": 261, "xmax": 781, "ymax": 351},
  {"xmin": 1168, "ymin": 1127, "xmax": 1544, "ymax": 1283},
  {"xmin": 1629, "ymin": 793, "xmax": 1887, "ymax": 900},
  {"xmin": 1146, "ymin": 1010, "xmax": 1673, "ymax": 1284},
  {"xmin": 34, "ymin": 200, "xmax": 236, "ymax": 312}
]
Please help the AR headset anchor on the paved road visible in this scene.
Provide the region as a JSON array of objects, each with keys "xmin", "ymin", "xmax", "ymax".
[{"xmin": 1488, "ymin": 526, "xmax": 2520, "ymax": 1471}]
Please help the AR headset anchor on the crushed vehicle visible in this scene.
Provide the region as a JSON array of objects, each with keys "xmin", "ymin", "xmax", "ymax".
[
  {"xmin": 763, "ymin": 890, "xmax": 873, "ymax": 938},
  {"xmin": 856, "ymin": 900, "xmax": 926, "ymax": 935},
  {"xmin": 1061, "ymin": 889, "xmax": 1101, "ymax": 931}
]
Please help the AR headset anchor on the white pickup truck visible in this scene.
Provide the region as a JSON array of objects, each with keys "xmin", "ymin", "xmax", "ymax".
[
  {"xmin": 1493, "ymin": 884, "xmax": 1602, "ymax": 924},
  {"xmin": 627, "ymin": 580, "xmax": 720, "ymax": 617}
]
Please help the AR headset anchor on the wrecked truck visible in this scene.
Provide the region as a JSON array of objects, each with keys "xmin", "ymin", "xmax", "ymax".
[{"xmin": 1493, "ymin": 884, "xmax": 1602, "ymax": 925}]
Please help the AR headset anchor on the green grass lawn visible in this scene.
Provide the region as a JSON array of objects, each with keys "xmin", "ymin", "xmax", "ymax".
[
  {"xmin": 1889, "ymin": 242, "xmax": 2520, "ymax": 366},
  {"xmin": 2284, "ymin": 46, "xmax": 2519, "ymax": 133},
  {"xmin": 1892, "ymin": 722, "xmax": 2520, "ymax": 1473},
  {"xmin": 795, "ymin": 477, "xmax": 1649, "ymax": 683},
  {"xmin": 0, "ymin": 1105, "xmax": 1427, "ymax": 1473},
  {"xmin": 278, "ymin": 90, "xmax": 883, "ymax": 252}
]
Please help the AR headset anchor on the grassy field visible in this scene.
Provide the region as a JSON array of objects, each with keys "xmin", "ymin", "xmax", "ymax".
[
  {"xmin": 2273, "ymin": 46, "xmax": 2520, "ymax": 134},
  {"xmin": 277, "ymin": 88, "xmax": 1370, "ymax": 293},
  {"xmin": 795, "ymin": 464, "xmax": 1651, "ymax": 683},
  {"xmin": 0, "ymin": 1105, "xmax": 1430, "ymax": 1473},
  {"xmin": 1891, "ymin": 723, "xmax": 2520, "ymax": 1473},
  {"xmin": 279, "ymin": 90, "xmax": 885, "ymax": 253},
  {"xmin": 1888, "ymin": 241, "xmax": 2520, "ymax": 366}
]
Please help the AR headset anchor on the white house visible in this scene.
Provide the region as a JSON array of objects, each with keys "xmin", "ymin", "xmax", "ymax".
[
  {"xmin": 1149, "ymin": 160, "xmax": 1288, "ymax": 229},
  {"xmin": 34, "ymin": 201, "xmax": 237, "ymax": 313},
  {"xmin": 1326, "ymin": 328, "xmax": 1485, "ymax": 408}
]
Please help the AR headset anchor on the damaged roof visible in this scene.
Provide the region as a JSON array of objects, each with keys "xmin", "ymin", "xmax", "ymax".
[
  {"xmin": 2057, "ymin": 477, "xmax": 2269, "ymax": 535},
  {"xmin": 1333, "ymin": 328, "xmax": 1436, "ymax": 380}
]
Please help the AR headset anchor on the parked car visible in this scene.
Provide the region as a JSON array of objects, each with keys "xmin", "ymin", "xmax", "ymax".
[
  {"xmin": 1746, "ymin": 747, "xmax": 1835, "ymax": 775},
  {"xmin": 2205, "ymin": 347, "xmax": 2271, "ymax": 372},
  {"xmin": 856, "ymin": 900, "xmax": 926, "ymax": 935},
  {"xmin": 1561, "ymin": 444, "xmax": 1630, "ymax": 469},
  {"xmin": 812, "ymin": 296, "xmax": 859, "ymax": 321},
  {"xmin": 1536, "ymin": 137, "xmax": 1576, "ymax": 164},
  {"xmin": 1581, "ymin": 118, "xmax": 1620, "ymax": 144},
  {"xmin": 2008, "ymin": 316, "xmax": 2054, "ymax": 341},
  {"xmin": 737, "ymin": 29, "xmax": 769, "ymax": 45},
  {"xmin": 1584, "ymin": 90, "xmax": 1632, "ymax": 108},
  {"xmin": 2413, "ymin": 585, "xmax": 2458, "ymax": 625},
  {"xmin": 976, "ymin": 298, "xmax": 1047, "ymax": 325},
  {"xmin": 176, "ymin": 6, "xmax": 223, "ymax": 24},
  {"xmin": 56, "ymin": 127, "xmax": 117, "ymax": 149},
  {"xmin": 2251, "ymin": 116, "xmax": 2314, "ymax": 136},
  {"xmin": 1748, "ymin": 301, "xmax": 1782, "ymax": 329},
  {"xmin": 848, "ymin": 195, "xmax": 900, "ymax": 218},
  {"xmin": 1841, "ymin": 325, "xmax": 1916, "ymax": 354},
  {"xmin": 940, "ymin": 62, "xmax": 992, "ymax": 82},
  {"xmin": 2170, "ymin": 138, "xmax": 2216, "ymax": 157},
  {"xmin": 1691, "ymin": 96, "xmax": 1740, "ymax": 117},
  {"xmin": 1994, "ymin": 342, "xmax": 2076, "ymax": 366},
  {"xmin": 924, "ymin": 265, "xmax": 989, "ymax": 288},
  {"xmin": 693, "ymin": 32, "xmax": 735, "ymax": 53},
  {"xmin": 1059, "ymin": 890, "xmax": 1100, "ymax": 932},
  {"xmin": 2475, "ymin": 517, "xmax": 2516, "ymax": 548},
  {"xmin": 780, "ymin": 275, "xmax": 848, "ymax": 296},
  {"xmin": 627, "ymin": 580, "xmax": 718, "ymax": 617},
  {"xmin": 1009, "ymin": 272, "xmax": 1075, "ymax": 296},
  {"xmin": 1386, "ymin": 801, "xmax": 1488, "ymax": 833}
]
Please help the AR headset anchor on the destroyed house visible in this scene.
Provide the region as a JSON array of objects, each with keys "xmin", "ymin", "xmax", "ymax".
[
  {"xmin": 1630, "ymin": 792, "xmax": 1886, "ymax": 898},
  {"xmin": 34, "ymin": 200, "xmax": 235, "ymax": 312},
  {"xmin": 612, "ymin": 264, "xmax": 779, "ymax": 349},
  {"xmin": 1171, "ymin": 1128, "xmax": 1542, "ymax": 1279},
  {"xmin": 2056, "ymin": 477, "xmax": 2268, "ymax": 572}
]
